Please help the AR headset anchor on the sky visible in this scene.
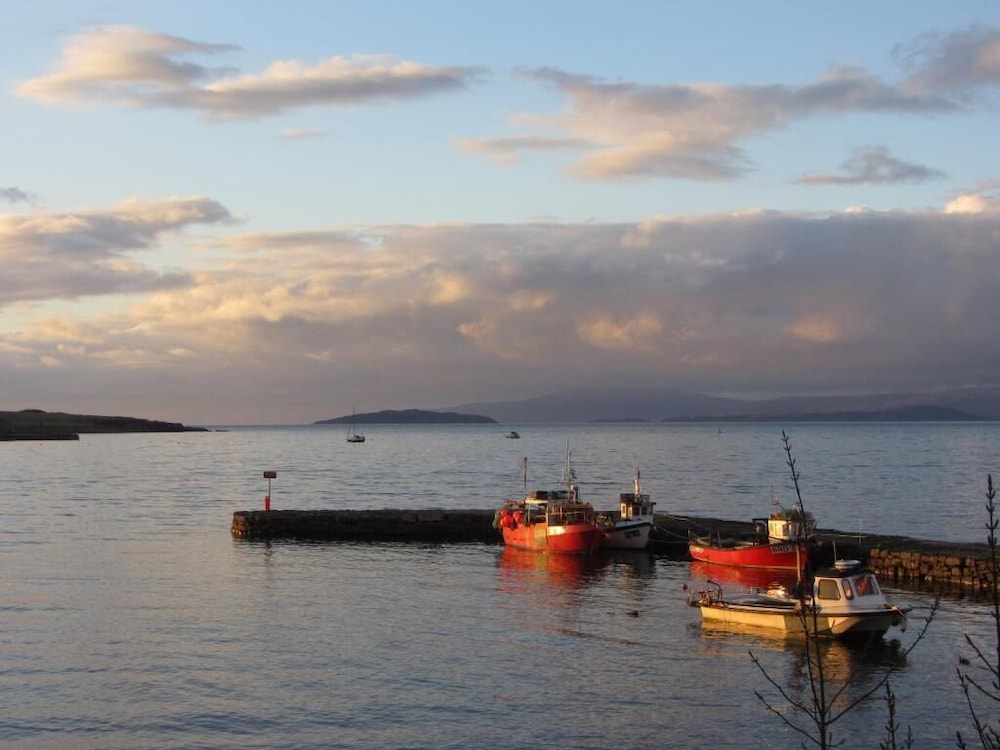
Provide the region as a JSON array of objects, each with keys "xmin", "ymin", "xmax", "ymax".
[{"xmin": 3, "ymin": 1, "xmax": 1000, "ymax": 425}]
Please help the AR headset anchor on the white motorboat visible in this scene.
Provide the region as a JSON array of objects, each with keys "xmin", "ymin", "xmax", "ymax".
[{"xmin": 689, "ymin": 559, "xmax": 911, "ymax": 641}]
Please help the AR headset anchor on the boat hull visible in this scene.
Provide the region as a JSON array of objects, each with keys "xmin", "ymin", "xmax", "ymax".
[
  {"xmin": 688, "ymin": 539, "xmax": 809, "ymax": 570},
  {"xmin": 501, "ymin": 521, "xmax": 549, "ymax": 551},
  {"xmin": 501, "ymin": 520, "xmax": 602, "ymax": 554},
  {"xmin": 602, "ymin": 520, "xmax": 653, "ymax": 550},
  {"xmin": 694, "ymin": 599, "xmax": 906, "ymax": 640}
]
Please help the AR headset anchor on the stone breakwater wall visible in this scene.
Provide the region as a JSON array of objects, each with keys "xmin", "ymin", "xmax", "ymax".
[
  {"xmin": 231, "ymin": 509, "xmax": 498, "ymax": 543},
  {"xmin": 866, "ymin": 543, "xmax": 995, "ymax": 592},
  {"xmin": 231, "ymin": 509, "xmax": 998, "ymax": 592}
]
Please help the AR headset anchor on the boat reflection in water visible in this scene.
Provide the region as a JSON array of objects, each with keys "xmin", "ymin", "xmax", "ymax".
[
  {"xmin": 689, "ymin": 559, "xmax": 802, "ymax": 591},
  {"xmin": 498, "ymin": 545, "xmax": 610, "ymax": 586}
]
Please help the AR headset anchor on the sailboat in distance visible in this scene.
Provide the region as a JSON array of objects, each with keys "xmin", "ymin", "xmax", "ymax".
[{"xmin": 346, "ymin": 408, "xmax": 366, "ymax": 443}]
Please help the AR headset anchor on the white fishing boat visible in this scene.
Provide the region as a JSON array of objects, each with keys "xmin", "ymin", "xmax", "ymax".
[
  {"xmin": 598, "ymin": 469, "xmax": 656, "ymax": 550},
  {"xmin": 689, "ymin": 559, "xmax": 911, "ymax": 642}
]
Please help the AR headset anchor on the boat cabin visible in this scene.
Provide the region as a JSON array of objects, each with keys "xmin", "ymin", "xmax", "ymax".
[
  {"xmin": 547, "ymin": 501, "xmax": 596, "ymax": 526},
  {"xmin": 811, "ymin": 559, "xmax": 885, "ymax": 604},
  {"xmin": 618, "ymin": 492, "xmax": 655, "ymax": 520},
  {"xmin": 753, "ymin": 507, "xmax": 816, "ymax": 543}
]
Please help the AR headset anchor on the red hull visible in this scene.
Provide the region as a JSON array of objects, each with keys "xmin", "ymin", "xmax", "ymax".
[
  {"xmin": 688, "ymin": 539, "xmax": 809, "ymax": 571},
  {"xmin": 502, "ymin": 520, "xmax": 602, "ymax": 554},
  {"xmin": 689, "ymin": 559, "xmax": 801, "ymax": 590}
]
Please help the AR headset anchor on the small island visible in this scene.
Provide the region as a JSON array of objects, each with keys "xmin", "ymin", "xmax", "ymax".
[
  {"xmin": 315, "ymin": 408, "xmax": 496, "ymax": 425},
  {"xmin": 0, "ymin": 409, "xmax": 209, "ymax": 441}
]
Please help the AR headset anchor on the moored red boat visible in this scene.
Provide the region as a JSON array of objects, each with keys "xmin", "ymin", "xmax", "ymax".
[
  {"xmin": 688, "ymin": 493, "xmax": 816, "ymax": 571},
  {"xmin": 494, "ymin": 452, "xmax": 603, "ymax": 555}
]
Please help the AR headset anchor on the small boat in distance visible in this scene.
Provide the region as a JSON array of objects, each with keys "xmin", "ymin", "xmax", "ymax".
[
  {"xmin": 598, "ymin": 468, "xmax": 656, "ymax": 550},
  {"xmin": 688, "ymin": 489, "xmax": 816, "ymax": 571},
  {"xmin": 505, "ymin": 430, "xmax": 520, "ymax": 439},
  {"xmin": 689, "ymin": 559, "xmax": 911, "ymax": 642},
  {"xmin": 494, "ymin": 452, "xmax": 604, "ymax": 555},
  {"xmin": 346, "ymin": 407, "xmax": 365, "ymax": 443}
]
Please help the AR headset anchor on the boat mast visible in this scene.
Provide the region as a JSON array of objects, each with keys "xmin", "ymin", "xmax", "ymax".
[{"xmin": 563, "ymin": 439, "xmax": 578, "ymax": 500}]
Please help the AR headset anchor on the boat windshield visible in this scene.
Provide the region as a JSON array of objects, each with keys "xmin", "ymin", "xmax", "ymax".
[
  {"xmin": 816, "ymin": 579, "xmax": 842, "ymax": 601},
  {"xmin": 850, "ymin": 573, "xmax": 880, "ymax": 597}
]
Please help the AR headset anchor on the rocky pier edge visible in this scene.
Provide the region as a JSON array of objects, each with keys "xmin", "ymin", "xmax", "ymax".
[{"xmin": 231, "ymin": 509, "xmax": 996, "ymax": 593}]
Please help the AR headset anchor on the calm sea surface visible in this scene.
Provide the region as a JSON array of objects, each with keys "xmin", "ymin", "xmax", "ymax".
[{"xmin": 2, "ymin": 422, "xmax": 999, "ymax": 749}]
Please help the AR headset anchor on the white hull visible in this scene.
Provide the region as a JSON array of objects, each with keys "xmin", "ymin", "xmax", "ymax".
[
  {"xmin": 602, "ymin": 519, "xmax": 653, "ymax": 550},
  {"xmin": 601, "ymin": 470, "xmax": 655, "ymax": 551},
  {"xmin": 696, "ymin": 598, "xmax": 907, "ymax": 638}
]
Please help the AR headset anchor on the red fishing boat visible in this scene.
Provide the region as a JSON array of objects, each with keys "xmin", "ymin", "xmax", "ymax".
[
  {"xmin": 494, "ymin": 452, "xmax": 604, "ymax": 555},
  {"xmin": 688, "ymin": 494, "xmax": 816, "ymax": 572}
]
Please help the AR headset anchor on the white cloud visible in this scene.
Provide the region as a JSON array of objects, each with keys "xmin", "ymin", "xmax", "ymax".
[
  {"xmin": 17, "ymin": 26, "xmax": 486, "ymax": 119},
  {"xmin": 457, "ymin": 25, "xmax": 1000, "ymax": 183},
  {"xmin": 0, "ymin": 196, "xmax": 232, "ymax": 305},
  {"xmin": 945, "ymin": 186, "xmax": 1000, "ymax": 214}
]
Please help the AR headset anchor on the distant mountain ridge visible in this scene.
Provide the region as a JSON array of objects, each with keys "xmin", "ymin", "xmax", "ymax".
[
  {"xmin": 443, "ymin": 385, "xmax": 1000, "ymax": 423},
  {"xmin": 315, "ymin": 409, "xmax": 496, "ymax": 425}
]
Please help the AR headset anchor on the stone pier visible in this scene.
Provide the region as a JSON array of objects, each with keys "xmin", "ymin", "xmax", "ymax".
[
  {"xmin": 231, "ymin": 508, "xmax": 498, "ymax": 543},
  {"xmin": 231, "ymin": 509, "xmax": 997, "ymax": 592}
]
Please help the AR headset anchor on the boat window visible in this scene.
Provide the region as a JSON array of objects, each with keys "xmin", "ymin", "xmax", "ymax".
[
  {"xmin": 851, "ymin": 574, "xmax": 879, "ymax": 597},
  {"xmin": 816, "ymin": 579, "xmax": 841, "ymax": 600},
  {"xmin": 841, "ymin": 581, "xmax": 854, "ymax": 600}
]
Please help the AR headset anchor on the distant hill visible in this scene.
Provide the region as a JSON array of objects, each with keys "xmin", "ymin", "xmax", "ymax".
[
  {"xmin": 315, "ymin": 409, "xmax": 496, "ymax": 425},
  {"xmin": 663, "ymin": 405, "xmax": 988, "ymax": 423},
  {"xmin": 0, "ymin": 409, "xmax": 209, "ymax": 440},
  {"xmin": 444, "ymin": 385, "xmax": 1000, "ymax": 423}
]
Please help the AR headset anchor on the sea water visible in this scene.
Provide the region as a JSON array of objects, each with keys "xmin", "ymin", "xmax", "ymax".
[{"xmin": 2, "ymin": 422, "xmax": 998, "ymax": 748}]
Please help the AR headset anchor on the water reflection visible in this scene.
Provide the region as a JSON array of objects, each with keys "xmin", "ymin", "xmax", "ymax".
[
  {"xmin": 688, "ymin": 559, "xmax": 802, "ymax": 591},
  {"xmin": 496, "ymin": 545, "xmax": 610, "ymax": 586}
]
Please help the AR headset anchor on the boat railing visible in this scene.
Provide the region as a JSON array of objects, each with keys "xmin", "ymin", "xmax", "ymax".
[{"xmin": 549, "ymin": 508, "xmax": 593, "ymax": 525}]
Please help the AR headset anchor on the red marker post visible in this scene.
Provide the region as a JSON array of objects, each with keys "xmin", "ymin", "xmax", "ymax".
[{"xmin": 263, "ymin": 470, "xmax": 277, "ymax": 511}]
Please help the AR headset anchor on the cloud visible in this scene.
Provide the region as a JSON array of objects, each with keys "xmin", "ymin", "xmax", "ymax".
[
  {"xmin": 944, "ymin": 184, "xmax": 1000, "ymax": 214},
  {"xmin": 280, "ymin": 128, "xmax": 327, "ymax": 140},
  {"xmin": 474, "ymin": 65, "xmax": 958, "ymax": 181},
  {"xmin": 795, "ymin": 146, "xmax": 947, "ymax": 185},
  {"xmin": 1, "ymin": 187, "xmax": 35, "ymax": 204},
  {"xmin": 455, "ymin": 135, "xmax": 591, "ymax": 164},
  {"xmin": 5, "ymin": 198, "xmax": 1000, "ymax": 424},
  {"xmin": 577, "ymin": 313, "xmax": 664, "ymax": 351},
  {"xmin": 896, "ymin": 24, "xmax": 1000, "ymax": 94},
  {"xmin": 17, "ymin": 25, "xmax": 486, "ymax": 118},
  {"xmin": 0, "ymin": 196, "xmax": 233, "ymax": 306},
  {"xmin": 459, "ymin": 26, "xmax": 998, "ymax": 182}
]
